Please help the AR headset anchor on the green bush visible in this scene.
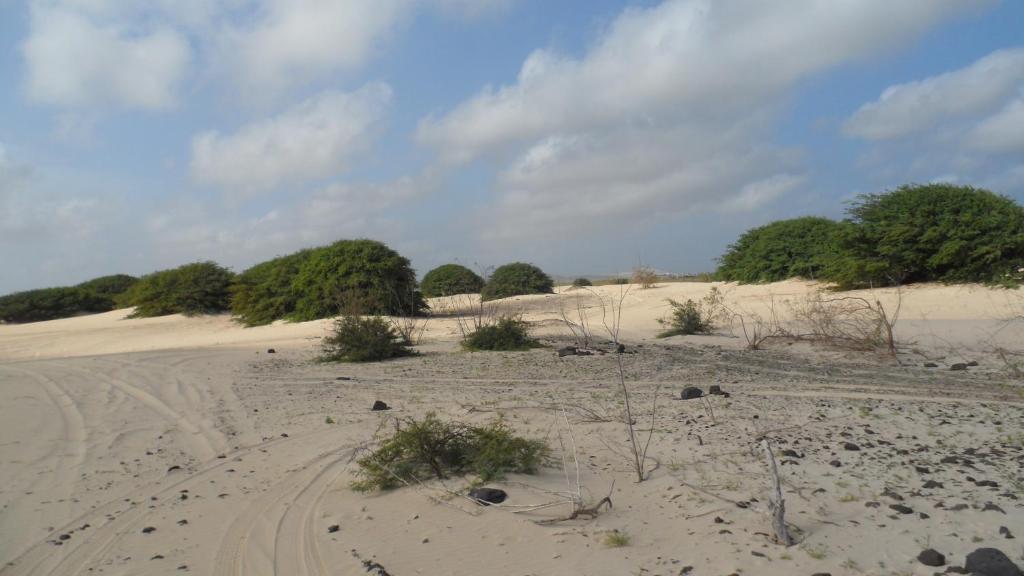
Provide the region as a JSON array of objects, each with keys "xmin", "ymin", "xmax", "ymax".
[
  {"xmin": 657, "ymin": 289, "xmax": 724, "ymax": 337},
  {"xmin": 231, "ymin": 250, "xmax": 314, "ymax": 326},
  {"xmin": 716, "ymin": 217, "xmax": 841, "ymax": 283},
  {"xmin": 571, "ymin": 277, "xmax": 593, "ymax": 287},
  {"xmin": 462, "ymin": 317, "xmax": 540, "ymax": 351},
  {"xmin": 76, "ymin": 274, "xmax": 138, "ymax": 301},
  {"xmin": 352, "ymin": 413, "xmax": 550, "ymax": 491},
  {"xmin": 289, "ymin": 239, "xmax": 425, "ymax": 321},
  {"xmin": 420, "ymin": 264, "xmax": 485, "ymax": 298},
  {"xmin": 320, "ymin": 315, "xmax": 414, "ymax": 362},
  {"xmin": 480, "ymin": 262, "xmax": 554, "ymax": 301},
  {"xmin": 0, "ymin": 287, "xmax": 109, "ymax": 323},
  {"xmin": 121, "ymin": 261, "xmax": 235, "ymax": 318},
  {"xmin": 231, "ymin": 239, "xmax": 425, "ymax": 325},
  {"xmin": 825, "ymin": 184, "xmax": 1024, "ymax": 288}
]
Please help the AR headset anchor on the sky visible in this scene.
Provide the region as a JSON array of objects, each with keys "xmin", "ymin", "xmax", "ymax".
[{"xmin": 1, "ymin": 0, "xmax": 1023, "ymax": 294}]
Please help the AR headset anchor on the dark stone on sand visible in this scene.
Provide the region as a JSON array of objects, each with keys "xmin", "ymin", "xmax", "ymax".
[
  {"xmin": 964, "ymin": 547, "xmax": 1024, "ymax": 576},
  {"xmin": 843, "ymin": 442, "xmax": 861, "ymax": 451},
  {"xmin": 681, "ymin": 387, "xmax": 703, "ymax": 400},
  {"xmin": 371, "ymin": 401, "xmax": 390, "ymax": 411},
  {"xmin": 1000, "ymin": 526, "xmax": 1015, "ymax": 539},
  {"xmin": 923, "ymin": 362, "xmax": 939, "ymax": 368},
  {"xmin": 967, "ymin": 360, "xmax": 979, "ymax": 367},
  {"xmin": 889, "ymin": 504, "xmax": 913, "ymax": 514},
  {"xmin": 142, "ymin": 526, "xmax": 156, "ymax": 534},
  {"xmin": 328, "ymin": 524, "xmax": 340, "ymax": 533},
  {"xmin": 923, "ymin": 480, "xmax": 944, "ymax": 489},
  {"xmin": 950, "ymin": 363, "xmax": 968, "ymax": 371},
  {"xmin": 829, "ymin": 460, "xmax": 842, "ymax": 467},
  {"xmin": 557, "ymin": 346, "xmax": 577, "ymax": 357},
  {"xmin": 468, "ymin": 487, "xmax": 507, "ymax": 505},
  {"xmin": 267, "ymin": 348, "xmax": 276, "ymax": 354},
  {"xmin": 918, "ymin": 548, "xmax": 946, "ymax": 567}
]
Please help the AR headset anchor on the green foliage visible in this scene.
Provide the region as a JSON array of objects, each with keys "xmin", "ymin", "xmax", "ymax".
[
  {"xmin": 603, "ymin": 531, "xmax": 631, "ymax": 548},
  {"xmin": 231, "ymin": 239, "xmax": 425, "ymax": 325},
  {"xmin": 351, "ymin": 414, "xmax": 550, "ymax": 491},
  {"xmin": 571, "ymin": 277, "xmax": 593, "ymax": 287},
  {"xmin": 75, "ymin": 274, "xmax": 138, "ymax": 301},
  {"xmin": 420, "ymin": 264, "xmax": 485, "ymax": 298},
  {"xmin": 462, "ymin": 317, "xmax": 540, "ymax": 351},
  {"xmin": 657, "ymin": 288, "xmax": 724, "ymax": 337},
  {"xmin": 289, "ymin": 239, "xmax": 425, "ymax": 321},
  {"xmin": 231, "ymin": 250, "xmax": 314, "ymax": 326},
  {"xmin": 321, "ymin": 315, "xmax": 413, "ymax": 362},
  {"xmin": 480, "ymin": 262, "xmax": 554, "ymax": 301},
  {"xmin": 0, "ymin": 287, "xmax": 109, "ymax": 323},
  {"xmin": 826, "ymin": 184, "xmax": 1024, "ymax": 288},
  {"xmin": 122, "ymin": 262, "xmax": 235, "ymax": 318},
  {"xmin": 320, "ymin": 315, "xmax": 414, "ymax": 362},
  {"xmin": 716, "ymin": 217, "xmax": 841, "ymax": 283}
]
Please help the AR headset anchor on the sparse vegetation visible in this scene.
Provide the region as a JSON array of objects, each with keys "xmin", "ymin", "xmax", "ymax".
[
  {"xmin": 462, "ymin": 317, "xmax": 540, "ymax": 351},
  {"xmin": 631, "ymin": 266, "xmax": 658, "ymax": 289},
  {"xmin": 420, "ymin": 264, "xmax": 485, "ymax": 298},
  {"xmin": 121, "ymin": 262, "xmax": 235, "ymax": 318},
  {"xmin": 571, "ymin": 277, "xmax": 593, "ymax": 287},
  {"xmin": 657, "ymin": 288, "xmax": 725, "ymax": 337},
  {"xmin": 351, "ymin": 414, "xmax": 550, "ymax": 491},
  {"xmin": 602, "ymin": 530, "xmax": 631, "ymax": 548},
  {"xmin": 480, "ymin": 262, "xmax": 554, "ymax": 302},
  {"xmin": 321, "ymin": 315, "xmax": 415, "ymax": 362}
]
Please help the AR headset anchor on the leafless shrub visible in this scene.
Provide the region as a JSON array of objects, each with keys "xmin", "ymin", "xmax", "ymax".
[
  {"xmin": 631, "ymin": 266, "xmax": 658, "ymax": 289},
  {"xmin": 729, "ymin": 295, "xmax": 789, "ymax": 350},
  {"xmin": 558, "ymin": 292, "xmax": 595, "ymax": 349},
  {"xmin": 790, "ymin": 288, "xmax": 901, "ymax": 355}
]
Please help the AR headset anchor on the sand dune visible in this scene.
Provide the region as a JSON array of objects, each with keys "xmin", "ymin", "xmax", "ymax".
[{"xmin": 1, "ymin": 281, "xmax": 1022, "ymax": 575}]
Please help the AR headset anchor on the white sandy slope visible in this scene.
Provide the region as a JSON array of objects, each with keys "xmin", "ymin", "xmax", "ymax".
[{"xmin": 1, "ymin": 280, "xmax": 1022, "ymax": 576}]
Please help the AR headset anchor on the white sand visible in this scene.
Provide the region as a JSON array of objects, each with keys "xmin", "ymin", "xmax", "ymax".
[{"xmin": 1, "ymin": 280, "xmax": 1022, "ymax": 576}]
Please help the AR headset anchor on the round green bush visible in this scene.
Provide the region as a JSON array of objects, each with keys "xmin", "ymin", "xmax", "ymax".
[
  {"xmin": 122, "ymin": 261, "xmax": 235, "ymax": 318},
  {"xmin": 716, "ymin": 217, "xmax": 841, "ymax": 283},
  {"xmin": 420, "ymin": 264, "xmax": 485, "ymax": 298},
  {"xmin": 231, "ymin": 250, "xmax": 315, "ymax": 326},
  {"xmin": 826, "ymin": 184, "xmax": 1024, "ymax": 288},
  {"xmin": 571, "ymin": 277, "xmax": 593, "ymax": 287},
  {"xmin": 0, "ymin": 287, "xmax": 109, "ymax": 323},
  {"xmin": 480, "ymin": 262, "xmax": 554, "ymax": 302},
  {"xmin": 462, "ymin": 317, "xmax": 540, "ymax": 351},
  {"xmin": 76, "ymin": 274, "xmax": 138, "ymax": 302},
  {"xmin": 321, "ymin": 315, "xmax": 413, "ymax": 362},
  {"xmin": 288, "ymin": 239, "xmax": 425, "ymax": 321}
]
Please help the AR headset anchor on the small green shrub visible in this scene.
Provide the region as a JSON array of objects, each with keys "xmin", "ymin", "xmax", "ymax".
[
  {"xmin": 121, "ymin": 261, "xmax": 235, "ymax": 318},
  {"xmin": 658, "ymin": 288, "xmax": 724, "ymax": 337},
  {"xmin": 571, "ymin": 277, "xmax": 593, "ymax": 287},
  {"xmin": 462, "ymin": 317, "xmax": 540, "ymax": 351},
  {"xmin": 420, "ymin": 264, "xmax": 485, "ymax": 298},
  {"xmin": 0, "ymin": 287, "xmax": 109, "ymax": 323},
  {"xmin": 320, "ymin": 315, "xmax": 414, "ymax": 362},
  {"xmin": 603, "ymin": 531, "xmax": 631, "ymax": 548},
  {"xmin": 716, "ymin": 217, "xmax": 842, "ymax": 283},
  {"xmin": 480, "ymin": 262, "xmax": 554, "ymax": 302},
  {"xmin": 351, "ymin": 413, "xmax": 550, "ymax": 491}
]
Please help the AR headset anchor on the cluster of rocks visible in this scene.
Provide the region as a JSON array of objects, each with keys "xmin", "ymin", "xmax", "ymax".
[
  {"xmin": 680, "ymin": 385, "xmax": 731, "ymax": 400},
  {"xmin": 917, "ymin": 547, "xmax": 1023, "ymax": 575}
]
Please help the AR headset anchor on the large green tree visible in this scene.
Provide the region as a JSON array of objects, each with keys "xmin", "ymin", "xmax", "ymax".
[{"xmin": 716, "ymin": 217, "xmax": 841, "ymax": 283}]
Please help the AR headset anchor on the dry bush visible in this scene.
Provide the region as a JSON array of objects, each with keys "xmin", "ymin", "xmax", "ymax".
[
  {"xmin": 791, "ymin": 289, "xmax": 901, "ymax": 355},
  {"xmin": 728, "ymin": 295, "xmax": 788, "ymax": 350},
  {"xmin": 631, "ymin": 266, "xmax": 658, "ymax": 289},
  {"xmin": 558, "ymin": 292, "xmax": 596, "ymax": 349}
]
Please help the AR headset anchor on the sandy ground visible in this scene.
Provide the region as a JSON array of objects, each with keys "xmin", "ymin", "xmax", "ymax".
[{"xmin": 1, "ymin": 280, "xmax": 1023, "ymax": 576}]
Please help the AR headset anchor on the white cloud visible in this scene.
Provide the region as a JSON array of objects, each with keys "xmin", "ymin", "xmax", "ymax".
[
  {"xmin": 190, "ymin": 83, "xmax": 392, "ymax": 195},
  {"xmin": 23, "ymin": 3, "xmax": 191, "ymax": 109},
  {"xmin": 219, "ymin": 0, "xmax": 410, "ymax": 97},
  {"xmin": 968, "ymin": 97, "xmax": 1024, "ymax": 153},
  {"xmin": 844, "ymin": 48, "xmax": 1024, "ymax": 140},
  {"xmin": 416, "ymin": 0, "xmax": 981, "ymax": 242}
]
